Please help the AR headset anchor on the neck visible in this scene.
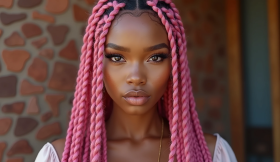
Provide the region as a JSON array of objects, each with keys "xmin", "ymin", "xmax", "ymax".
[{"xmin": 106, "ymin": 102, "xmax": 162, "ymax": 141}]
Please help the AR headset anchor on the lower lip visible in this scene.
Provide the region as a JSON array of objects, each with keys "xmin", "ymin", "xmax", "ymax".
[{"xmin": 123, "ymin": 97, "xmax": 150, "ymax": 106}]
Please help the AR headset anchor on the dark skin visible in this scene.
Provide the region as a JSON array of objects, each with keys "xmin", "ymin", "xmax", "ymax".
[{"xmin": 52, "ymin": 11, "xmax": 217, "ymax": 161}]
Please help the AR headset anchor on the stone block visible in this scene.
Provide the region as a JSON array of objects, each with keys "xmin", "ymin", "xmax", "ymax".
[
  {"xmin": 7, "ymin": 140, "xmax": 33, "ymax": 157},
  {"xmin": 14, "ymin": 117, "xmax": 38, "ymax": 136},
  {"xmin": 0, "ymin": 13, "xmax": 26, "ymax": 25},
  {"xmin": 59, "ymin": 40, "xmax": 79, "ymax": 60},
  {"xmin": 39, "ymin": 49, "xmax": 54, "ymax": 60},
  {"xmin": 28, "ymin": 57, "xmax": 48, "ymax": 82},
  {"xmin": 18, "ymin": 0, "xmax": 42, "ymax": 8},
  {"xmin": 48, "ymin": 62, "xmax": 77, "ymax": 91},
  {"xmin": 31, "ymin": 37, "xmax": 47, "ymax": 49},
  {"xmin": 1, "ymin": 102, "xmax": 25, "ymax": 115},
  {"xmin": 0, "ymin": 118, "xmax": 12, "ymax": 135},
  {"xmin": 45, "ymin": 0, "xmax": 69, "ymax": 14},
  {"xmin": 4, "ymin": 32, "xmax": 25, "ymax": 46},
  {"xmin": 20, "ymin": 79, "xmax": 44, "ymax": 95},
  {"xmin": 26, "ymin": 96, "xmax": 40, "ymax": 114},
  {"xmin": 0, "ymin": 0, "xmax": 13, "ymax": 8},
  {"xmin": 2, "ymin": 49, "xmax": 30, "ymax": 72},
  {"xmin": 21, "ymin": 23, "xmax": 42, "ymax": 38},
  {"xmin": 47, "ymin": 25, "xmax": 69, "ymax": 45},
  {"xmin": 45, "ymin": 94, "xmax": 65, "ymax": 116},
  {"xmin": 36, "ymin": 122, "xmax": 62, "ymax": 140},
  {"xmin": 32, "ymin": 11, "xmax": 55, "ymax": 23},
  {"xmin": 0, "ymin": 75, "xmax": 17, "ymax": 97}
]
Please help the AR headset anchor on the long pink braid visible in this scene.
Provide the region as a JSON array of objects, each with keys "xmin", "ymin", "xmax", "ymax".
[
  {"xmin": 89, "ymin": 13, "xmax": 109, "ymax": 161},
  {"xmin": 82, "ymin": 17, "xmax": 107, "ymax": 162},
  {"xmin": 165, "ymin": 2, "xmax": 212, "ymax": 161},
  {"xmin": 91, "ymin": 2, "xmax": 125, "ymax": 161},
  {"xmin": 161, "ymin": 7, "xmax": 194, "ymax": 161},
  {"xmin": 71, "ymin": 3, "xmax": 114, "ymax": 162},
  {"xmin": 148, "ymin": 0, "xmax": 212, "ymax": 161},
  {"xmin": 66, "ymin": 1, "xmax": 111, "ymax": 161},
  {"xmin": 167, "ymin": 10, "xmax": 191, "ymax": 161},
  {"xmin": 167, "ymin": 1, "xmax": 212, "ymax": 161},
  {"xmin": 147, "ymin": 1, "xmax": 181, "ymax": 161},
  {"xmin": 63, "ymin": 1, "xmax": 112, "ymax": 161}
]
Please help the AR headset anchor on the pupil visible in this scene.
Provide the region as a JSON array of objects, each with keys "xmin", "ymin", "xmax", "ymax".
[
  {"xmin": 153, "ymin": 56, "xmax": 158, "ymax": 61},
  {"xmin": 115, "ymin": 57, "xmax": 120, "ymax": 61}
]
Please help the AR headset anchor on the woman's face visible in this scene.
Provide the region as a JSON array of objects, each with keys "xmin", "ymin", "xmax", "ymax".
[{"xmin": 103, "ymin": 11, "xmax": 171, "ymax": 115}]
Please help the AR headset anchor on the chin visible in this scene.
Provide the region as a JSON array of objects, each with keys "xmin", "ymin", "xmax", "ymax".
[{"xmin": 122, "ymin": 105, "xmax": 152, "ymax": 115}]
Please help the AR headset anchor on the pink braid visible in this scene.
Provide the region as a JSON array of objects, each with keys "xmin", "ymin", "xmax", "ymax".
[
  {"xmin": 166, "ymin": 2, "xmax": 212, "ymax": 161},
  {"xmin": 65, "ymin": 13, "xmax": 93, "ymax": 161},
  {"xmin": 90, "ymin": 14, "xmax": 109, "ymax": 162},
  {"xmin": 91, "ymin": 2, "xmax": 125, "ymax": 161},
  {"xmin": 89, "ymin": 16, "xmax": 107, "ymax": 161},
  {"xmin": 63, "ymin": 8, "xmax": 101, "ymax": 161},
  {"xmin": 163, "ymin": 85, "xmax": 169, "ymax": 119},
  {"xmin": 167, "ymin": 80, "xmax": 173, "ymax": 123},
  {"xmin": 64, "ymin": 2, "xmax": 111, "ymax": 162},
  {"xmin": 168, "ymin": 2, "xmax": 212, "ymax": 161},
  {"xmin": 82, "ymin": 18, "xmax": 106, "ymax": 162},
  {"xmin": 101, "ymin": 117, "xmax": 107, "ymax": 161},
  {"xmin": 71, "ymin": 4, "xmax": 114, "ymax": 162},
  {"xmin": 161, "ymin": 7, "xmax": 194, "ymax": 161},
  {"xmin": 147, "ymin": 1, "xmax": 180, "ymax": 161}
]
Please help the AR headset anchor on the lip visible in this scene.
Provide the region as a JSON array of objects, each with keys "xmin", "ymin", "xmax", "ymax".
[{"xmin": 123, "ymin": 90, "xmax": 150, "ymax": 106}]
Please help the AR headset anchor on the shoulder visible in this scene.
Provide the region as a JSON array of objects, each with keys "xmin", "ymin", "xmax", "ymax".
[
  {"xmin": 51, "ymin": 138, "xmax": 66, "ymax": 161},
  {"xmin": 203, "ymin": 133, "xmax": 217, "ymax": 158}
]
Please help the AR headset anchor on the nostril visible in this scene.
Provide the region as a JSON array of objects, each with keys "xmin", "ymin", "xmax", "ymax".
[{"xmin": 126, "ymin": 76, "xmax": 146, "ymax": 86}]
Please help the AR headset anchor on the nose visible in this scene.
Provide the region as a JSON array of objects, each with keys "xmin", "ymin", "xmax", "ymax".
[{"xmin": 126, "ymin": 63, "xmax": 147, "ymax": 86}]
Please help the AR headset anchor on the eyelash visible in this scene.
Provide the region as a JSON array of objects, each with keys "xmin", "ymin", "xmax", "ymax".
[
  {"xmin": 104, "ymin": 53, "xmax": 125, "ymax": 62},
  {"xmin": 104, "ymin": 53, "xmax": 169, "ymax": 63}
]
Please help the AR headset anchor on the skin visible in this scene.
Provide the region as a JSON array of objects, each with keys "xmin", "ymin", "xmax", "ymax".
[{"xmin": 52, "ymin": 11, "xmax": 217, "ymax": 162}]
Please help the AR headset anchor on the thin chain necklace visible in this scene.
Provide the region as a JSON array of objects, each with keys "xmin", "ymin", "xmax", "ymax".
[{"xmin": 158, "ymin": 118, "xmax": 164, "ymax": 162}]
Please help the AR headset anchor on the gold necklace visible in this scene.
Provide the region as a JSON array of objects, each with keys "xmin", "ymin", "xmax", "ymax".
[{"xmin": 158, "ymin": 118, "xmax": 164, "ymax": 162}]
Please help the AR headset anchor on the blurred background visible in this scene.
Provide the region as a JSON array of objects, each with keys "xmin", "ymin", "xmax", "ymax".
[{"xmin": 0, "ymin": 0, "xmax": 279, "ymax": 162}]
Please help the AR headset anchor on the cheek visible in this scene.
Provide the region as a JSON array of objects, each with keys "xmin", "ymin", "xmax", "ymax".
[
  {"xmin": 147, "ymin": 61, "xmax": 171, "ymax": 96},
  {"xmin": 103, "ymin": 61, "xmax": 123, "ymax": 98}
]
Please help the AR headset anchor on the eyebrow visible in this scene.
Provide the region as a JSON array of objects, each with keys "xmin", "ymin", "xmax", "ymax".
[
  {"xmin": 106, "ymin": 43, "xmax": 130, "ymax": 52},
  {"xmin": 105, "ymin": 43, "xmax": 170, "ymax": 52},
  {"xmin": 144, "ymin": 43, "xmax": 170, "ymax": 52}
]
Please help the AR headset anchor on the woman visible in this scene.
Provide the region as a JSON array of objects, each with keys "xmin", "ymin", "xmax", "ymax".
[{"xmin": 35, "ymin": 0, "xmax": 237, "ymax": 161}]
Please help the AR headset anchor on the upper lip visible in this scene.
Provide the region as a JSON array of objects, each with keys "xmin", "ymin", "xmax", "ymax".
[{"xmin": 123, "ymin": 90, "xmax": 150, "ymax": 97}]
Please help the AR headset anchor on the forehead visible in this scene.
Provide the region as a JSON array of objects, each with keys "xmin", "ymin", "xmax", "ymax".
[{"xmin": 105, "ymin": 11, "xmax": 168, "ymax": 47}]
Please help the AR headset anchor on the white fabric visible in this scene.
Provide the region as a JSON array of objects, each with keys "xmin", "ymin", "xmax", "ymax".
[
  {"xmin": 35, "ymin": 134, "xmax": 237, "ymax": 162},
  {"xmin": 213, "ymin": 134, "xmax": 237, "ymax": 162},
  {"xmin": 35, "ymin": 143, "xmax": 60, "ymax": 162}
]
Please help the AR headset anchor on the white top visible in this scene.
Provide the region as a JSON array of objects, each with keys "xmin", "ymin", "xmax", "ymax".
[{"xmin": 35, "ymin": 134, "xmax": 237, "ymax": 162}]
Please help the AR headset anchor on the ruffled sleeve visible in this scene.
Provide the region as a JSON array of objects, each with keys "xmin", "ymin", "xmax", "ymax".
[
  {"xmin": 213, "ymin": 134, "xmax": 237, "ymax": 162},
  {"xmin": 35, "ymin": 143, "xmax": 60, "ymax": 162}
]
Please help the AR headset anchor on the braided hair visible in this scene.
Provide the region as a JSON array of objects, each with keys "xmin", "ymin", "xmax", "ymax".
[{"xmin": 62, "ymin": 0, "xmax": 212, "ymax": 161}]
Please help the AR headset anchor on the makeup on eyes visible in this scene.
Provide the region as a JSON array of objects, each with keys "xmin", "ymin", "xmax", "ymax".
[
  {"xmin": 148, "ymin": 53, "xmax": 170, "ymax": 62},
  {"xmin": 104, "ymin": 52, "xmax": 170, "ymax": 62}
]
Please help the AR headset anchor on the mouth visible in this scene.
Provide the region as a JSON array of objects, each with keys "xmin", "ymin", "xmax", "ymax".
[{"xmin": 123, "ymin": 90, "xmax": 150, "ymax": 106}]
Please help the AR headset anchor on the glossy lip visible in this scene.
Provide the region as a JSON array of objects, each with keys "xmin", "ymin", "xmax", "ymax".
[{"xmin": 123, "ymin": 90, "xmax": 150, "ymax": 106}]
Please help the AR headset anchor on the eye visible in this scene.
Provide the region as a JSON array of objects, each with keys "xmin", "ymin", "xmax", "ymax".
[
  {"xmin": 148, "ymin": 53, "xmax": 169, "ymax": 62},
  {"xmin": 111, "ymin": 56, "xmax": 124, "ymax": 62},
  {"xmin": 105, "ymin": 54, "xmax": 125, "ymax": 62},
  {"xmin": 149, "ymin": 55, "xmax": 162, "ymax": 62}
]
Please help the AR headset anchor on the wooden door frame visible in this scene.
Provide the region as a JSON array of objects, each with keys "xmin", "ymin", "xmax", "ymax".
[
  {"xmin": 267, "ymin": 0, "xmax": 280, "ymax": 161},
  {"xmin": 226, "ymin": 0, "xmax": 245, "ymax": 161},
  {"xmin": 226, "ymin": 0, "xmax": 280, "ymax": 161}
]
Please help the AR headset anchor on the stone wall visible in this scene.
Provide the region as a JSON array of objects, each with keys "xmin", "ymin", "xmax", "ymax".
[
  {"xmin": 0, "ymin": 0, "xmax": 229, "ymax": 161},
  {"xmin": 0, "ymin": 0, "xmax": 94, "ymax": 161}
]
